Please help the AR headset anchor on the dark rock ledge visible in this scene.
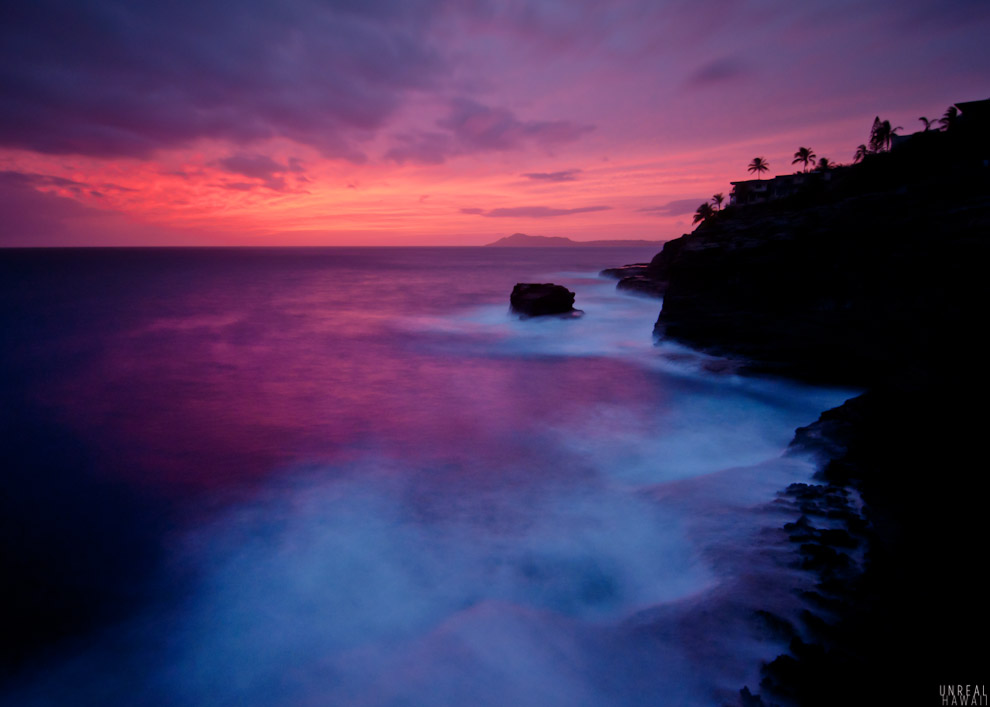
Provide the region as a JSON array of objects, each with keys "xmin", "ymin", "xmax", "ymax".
[
  {"xmin": 598, "ymin": 263, "xmax": 667, "ymax": 298},
  {"xmin": 737, "ymin": 387, "xmax": 989, "ymax": 705}
]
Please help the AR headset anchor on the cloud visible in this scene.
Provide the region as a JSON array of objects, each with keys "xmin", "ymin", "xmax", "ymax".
[
  {"xmin": 521, "ymin": 169, "xmax": 582, "ymax": 182},
  {"xmin": 686, "ymin": 56, "xmax": 751, "ymax": 88},
  {"xmin": 0, "ymin": 172, "xmax": 94, "ymax": 243},
  {"xmin": 0, "ymin": 171, "xmax": 198, "ymax": 246},
  {"xmin": 5, "ymin": 172, "xmax": 85, "ymax": 190},
  {"xmin": 0, "ymin": 170, "xmax": 137, "ymax": 198},
  {"xmin": 461, "ymin": 205, "xmax": 610, "ymax": 218},
  {"xmin": 638, "ymin": 198, "xmax": 705, "ymax": 217},
  {"xmin": 215, "ymin": 153, "xmax": 302, "ymax": 191},
  {"xmin": 385, "ymin": 132, "xmax": 452, "ymax": 165},
  {"xmin": 0, "ymin": 0, "xmax": 447, "ymax": 159},
  {"xmin": 387, "ymin": 100, "xmax": 593, "ymax": 165},
  {"xmin": 440, "ymin": 99, "xmax": 593, "ymax": 152}
]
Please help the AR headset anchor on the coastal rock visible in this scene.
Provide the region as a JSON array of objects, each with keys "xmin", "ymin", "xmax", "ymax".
[
  {"xmin": 617, "ymin": 275, "xmax": 666, "ymax": 298},
  {"xmin": 599, "ymin": 263, "xmax": 650, "ymax": 279},
  {"xmin": 509, "ymin": 283, "xmax": 581, "ymax": 318},
  {"xmin": 664, "ymin": 132, "xmax": 990, "ymax": 705},
  {"xmin": 600, "ymin": 255, "xmax": 673, "ymax": 299},
  {"xmin": 650, "ymin": 175, "xmax": 990, "ymax": 384}
]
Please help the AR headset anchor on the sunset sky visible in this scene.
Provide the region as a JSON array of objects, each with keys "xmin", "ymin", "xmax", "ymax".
[{"xmin": 1, "ymin": 0, "xmax": 988, "ymax": 246}]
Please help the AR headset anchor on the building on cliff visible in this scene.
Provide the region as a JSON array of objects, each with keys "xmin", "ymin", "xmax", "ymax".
[
  {"xmin": 728, "ymin": 170, "xmax": 831, "ymax": 207},
  {"xmin": 955, "ymin": 97, "xmax": 990, "ymax": 167},
  {"xmin": 890, "ymin": 97, "xmax": 990, "ymax": 158},
  {"xmin": 729, "ymin": 97, "xmax": 989, "ymax": 208}
]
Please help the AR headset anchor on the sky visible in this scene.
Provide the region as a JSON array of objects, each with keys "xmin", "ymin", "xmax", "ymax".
[{"xmin": 1, "ymin": 0, "xmax": 988, "ymax": 246}]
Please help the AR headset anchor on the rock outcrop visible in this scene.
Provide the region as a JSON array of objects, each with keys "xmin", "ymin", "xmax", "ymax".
[
  {"xmin": 638, "ymin": 134, "xmax": 990, "ymax": 706},
  {"xmin": 599, "ymin": 263, "xmax": 666, "ymax": 298},
  {"xmin": 650, "ymin": 159, "xmax": 990, "ymax": 385},
  {"xmin": 509, "ymin": 283, "xmax": 582, "ymax": 318}
]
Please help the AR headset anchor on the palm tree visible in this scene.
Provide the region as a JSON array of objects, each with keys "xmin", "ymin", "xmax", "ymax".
[
  {"xmin": 869, "ymin": 116, "xmax": 883, "ymax": 153},
  {"xmin": 693, "ymin": 202, "xmax": 714, "ymax": 224},
  {"xmin": 919, "ymin": 116, "xmax": 936, "ymax": 132},
  {"xmin": 853, "ymin": 144, "xmax": 870, "ymax": 163},
  {"xmin": 711, "ymin": 193, "xmax": 725, "ymax": 211},
  {"xmin": 815, "ymin": 157, "xmax": 833, "ymax": 171},
  {"xmin": 885, "ymin": 122, "xmax": 903, "ymax": 150},
  {"xmin": 747, "ymin": 157, "xmax": 769, "ymax": 180},
  {"xmin": 792, "ymin": 147, "xmax": 817, "ymax": 172},
  {"xmin": 869, "ymin": 117, "xmax": 902, "ymax": 153},
  {"xmin": 939, "ymin": 106, "xmax": 959, "ymax": 131}
]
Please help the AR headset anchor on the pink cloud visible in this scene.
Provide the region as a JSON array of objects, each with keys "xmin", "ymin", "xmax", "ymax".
[
  {"xmin": 0, "ymin": 171, "xmax": 203, "ymax": 246},
  {"xmin": 522, "ymin": 169, "xmax": 582, "ymax": 182},
  {"xmin": 461, "ymin": 205, "xmax": 611, "ymax": 218}
]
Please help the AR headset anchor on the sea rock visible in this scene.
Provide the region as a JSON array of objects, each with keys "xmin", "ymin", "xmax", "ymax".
[{"xmin": 509, "ymin": 283, "xmax": 581, "ymax": 318}]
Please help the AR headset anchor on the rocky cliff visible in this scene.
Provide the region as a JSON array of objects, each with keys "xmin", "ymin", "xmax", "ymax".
[
  {"xmin": 632, "ymin": 141, "xmax": 990, "ymax": 704},
  {"xmin": 650, "ymin": 150, "xmax": 990, "ymax": 386}
]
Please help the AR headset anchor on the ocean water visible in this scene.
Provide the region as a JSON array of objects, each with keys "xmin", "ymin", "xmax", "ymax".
[{"xmin": 0, "ymin": 247, "xmax": 853, "ymax": 706}]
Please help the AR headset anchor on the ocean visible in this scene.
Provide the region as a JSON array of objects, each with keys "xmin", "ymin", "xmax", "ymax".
[{"xmin": 0, "ymin": 247, "xmax": 853, "ymax": 706}]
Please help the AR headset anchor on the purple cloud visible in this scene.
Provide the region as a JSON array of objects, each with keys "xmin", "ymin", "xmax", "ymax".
[
  {"xmin": 461, "ymin": 205, "xmax": 610, "ymax": 218},
  {"xmin": 522, "ymin": 169, "xmax": 582, "ymax": 182},
  {"xmin": 0, "ymin": 172, "xmax": 94, "ymax": 244},
  {"xmin": 0, "ymin": 0, "xmax": 447, "ymax": 159},
  {"xmin": 385, "ymin": 132, "xmax": 452, "ymax": 165},
  {"xmin": 0, "ymin": 171, "xmax": 190, "ymax": 246},
  {"xmin": 638, "ymin": 198, "xmax": 705, "ymax": 217},
  {"xmin": 440, "ymin": 99, "xmax": 593, "ymax": 152},
  {"xmin": 215, "ymin": 153, "xmax": 302, "ymax": 191},
  {"xmin": 2, "ymin": 172, "xmax": 84, "ymax": 190},
  {"xmin": 687, "ymin": 56, "xmax": 751, "ymax": 88},
  {"xmin": 0, "ymin": 170, "xmax": 135, "ymax": 198},
  {"xmin": 388, "ymin": 100, "xmax": 593, "ymax": 165}
]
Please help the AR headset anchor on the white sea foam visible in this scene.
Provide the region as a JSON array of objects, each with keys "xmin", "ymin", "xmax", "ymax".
[{"xmin": 2, "ymin": 269, "xmax": 855, "ymax": 707}]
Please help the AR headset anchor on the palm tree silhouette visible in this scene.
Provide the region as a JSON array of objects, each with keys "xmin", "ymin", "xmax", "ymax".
[
  {"xmin": 792, "ymin": 147, "xmax": 817, "ymax": 172},
  {"xmin": 747, "ymin": 157, "xmax": 769, "ymax": 180},
  {"xmin": 885, "ymin": 122, "xmax": 903, "ymax": 150},
  {"xmin": 939, "ymin": 106, "xmax": 958, "ymax": 131},
  {"xmin": 815, "ymin": 157, "xmax": 833, "ymax": 171},
  {"xmin": 919, "ymin": 117, "xmax": 936, "ymax": 132},
  {"xmin": 853, "ymin": 144, "xmax": 870, "ymax": 163},
  {"xmin": 693, "ymin": 202, "xmax": 714, "ymax": 224},
  {"xmin": 869, "ymin": 117, "xmax": 883, "ymax": 152},
  {"xmin": 869, "ymin": 117, "xmax": 902, "ymax": 152},
  {"xmin": 711, "ymin": 193, "xmax": 725, "ymax": 211}
]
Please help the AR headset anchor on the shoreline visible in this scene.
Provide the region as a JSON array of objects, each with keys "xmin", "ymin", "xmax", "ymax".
[{"xmin": 600, "ymin": 142, "xmax": 990, "ymax": 702}]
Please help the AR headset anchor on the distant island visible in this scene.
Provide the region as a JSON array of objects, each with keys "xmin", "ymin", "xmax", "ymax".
[{"xmin": 485, "ymin": 233, "xmax": 664, "ymax": 248}]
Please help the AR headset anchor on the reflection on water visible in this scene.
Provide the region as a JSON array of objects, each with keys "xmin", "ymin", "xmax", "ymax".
[{"xmin": 0, "ymin": 248, "xmax": 853, "ymax": 705}]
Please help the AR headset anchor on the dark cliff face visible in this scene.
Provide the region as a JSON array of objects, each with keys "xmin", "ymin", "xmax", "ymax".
[
  {"xmin": 652, "ymin": 157, "xmax": 990, "ymax": 386},
  {"xmin": 644, "ymin": 133, "xmax": 990, "ymax": 704}
]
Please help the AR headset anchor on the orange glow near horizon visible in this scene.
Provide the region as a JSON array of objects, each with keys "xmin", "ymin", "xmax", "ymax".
[
  {"xmin": 0, "ymin": 116, "xmax": 912, "ymax": 247},
  {"xmin": 1, "ymin": 1, "xmax": 987, "ymax": 246}
]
